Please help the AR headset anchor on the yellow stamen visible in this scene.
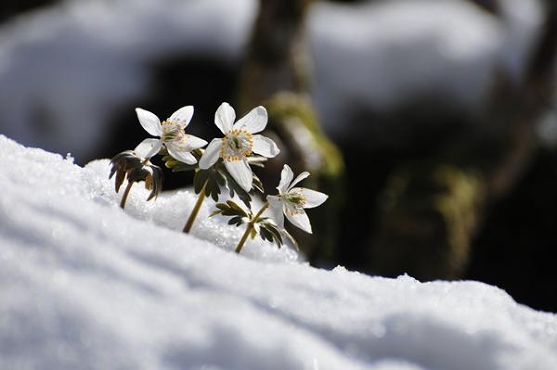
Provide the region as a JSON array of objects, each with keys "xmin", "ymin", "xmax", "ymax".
[{"xmin": 220, "ymin": 129, "xmax": 253, "ymax": 161}]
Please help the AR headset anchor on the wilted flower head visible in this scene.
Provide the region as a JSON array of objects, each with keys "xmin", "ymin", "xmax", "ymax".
[
  {"xmin": 267, "ymin": 164, "xmax": 328, "ymax": 234},
  {"xmin": 135, "ymin": 106, "xmax": 207, "ymax": 164},
  {"xmin": 109, "ymin": 150, "xmax": 163, "ymax": 203},
  {"xmin": 199, "ymin": 102, "xmax": 280, "ymax": 192}
]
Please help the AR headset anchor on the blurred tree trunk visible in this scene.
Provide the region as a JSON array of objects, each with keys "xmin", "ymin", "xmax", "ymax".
[
  {"xmin": 370, "ymin": 1, "xmax": 557, "ymax": 280},
  {"xmin": 487, "ymin": 0, "xmax": 556, "ymax": 198},
  {"xmin": 238, "ymin": 0, "xmax": 313, "ymax": 107},
  {"xmin": 237, "ymin": 0, "xmax": 345, "ymax": 265}
]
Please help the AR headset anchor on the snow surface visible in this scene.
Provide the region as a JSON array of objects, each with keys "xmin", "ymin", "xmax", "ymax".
[
  {"xmin": 0, "ymin": 0, "xmax": 548, "ymax": 162},
  {"xmin": 2, "ymin": 134, "xmax": 557, "ymax": 369}
]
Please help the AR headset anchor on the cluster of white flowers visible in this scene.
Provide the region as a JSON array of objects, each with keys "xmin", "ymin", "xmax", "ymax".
[{"xmin": 111, "ymin": 102, "xmax": 328, "ymax": 253}]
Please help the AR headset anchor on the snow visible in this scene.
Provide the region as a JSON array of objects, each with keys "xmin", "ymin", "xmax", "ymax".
[
  {"xmin": 0, "ymin": 1, "xmax": 556, "ymax": 366},
  {"xmin": 0, "ymin": 0, "xmax": 547, "ymax": 162},
  {"xmin": 1, "ymin": 134, "xmax": 557, "ymax": 369}
]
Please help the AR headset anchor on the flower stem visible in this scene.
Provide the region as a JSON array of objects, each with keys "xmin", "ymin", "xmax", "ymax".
[
  {"xmin": 183, "ymin": 180, "xmax": 208, "ymax": 233},
  {"xmin": 120, "ymin": 181, "xmax": 134, "ymax": 209},
  {"xmin": 235, "ymin": 202, "xmax": 270, "ymax": 254}
]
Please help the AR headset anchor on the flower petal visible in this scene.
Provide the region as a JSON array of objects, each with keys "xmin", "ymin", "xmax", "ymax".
[
  {"xmin": 134, "ymin": 138, "xmax": 162, "ymax": 159},
  {"xmin": 225, "ymin": 159, "xmax": 253, "ymax": 192},
  {"xmin": 295, "ymin": 188, "xmax": 328, "ymax": 208},
  {"xmin": 289, "ymin": 171, "xmax": 310, "ymax": 190},
  {"xmin": 183, "ymin": 134, "xmax": 208, "ymax": 151},
  {"xmin": 136, "ymin": 108, "xmax": 162, "ymax": 136},
  {"xmin": 252, "ymin": 135, "xmax": 280, "ymax": 158},
  {"xmin": 164, "ymin": 134, "xmax": 205, "ymax": 155},
  {"xmin": 166, "ymin": 143, "xmax": 197, "ymax": 165},
  {"xmin": 199, "ymin": 138, "xmax": 222, "ymax": 169},
  {"xmin": 277, "ymin": 164, "xmax": 294, "ymax": 194},
  {"xmin": 233, "ymin": 106, "xmax": 267, "ymax": 133},
  {"xmin": 266, "ymin": 195, "xmax": 285, "ymax": 229},
  {"xmin": 215, "ymin": 102, "xmax": 235, "ymax": 133},
  {"xmin": 285, "ymin": 209, "xmax": 312, "ymax": 234},
  {"xmin": 168, "ymin": 106, "xmax": 194, "ymax": 129}
]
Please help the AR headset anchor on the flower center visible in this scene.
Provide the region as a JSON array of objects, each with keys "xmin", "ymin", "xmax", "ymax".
[
  {"xmin": 220, "ymin": 129, "xmax": 253, "ymax": 161},
  {"xmin": 283, "ymin": 190, "xmax": 306, "ymax": 215},
  {"xmin": 160, "ymin": 121, "xmax": 183, "ymax": 142}
]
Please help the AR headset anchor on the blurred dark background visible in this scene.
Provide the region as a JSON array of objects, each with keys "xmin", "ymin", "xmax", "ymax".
[{"xmin": 1, "ymin": 0, "xmax": 556, "ymax": 313}]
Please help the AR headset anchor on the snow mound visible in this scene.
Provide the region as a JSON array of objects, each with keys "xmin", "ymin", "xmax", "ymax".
[{"xmin": 1, "ymin": 133, "xmax": 556, "ymax": 369}]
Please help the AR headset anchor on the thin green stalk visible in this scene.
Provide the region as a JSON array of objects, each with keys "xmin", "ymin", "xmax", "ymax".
[
  {"xmin": 120, "ymin": 181, "xmax": 134, "ymax": 209},
  {"xmin": 183, "ymin": 180, "xmax": 208, "ymax": 233},
  {"xmin": 235, "ymin": 202, "xmax": 270, "ymax": 254}
]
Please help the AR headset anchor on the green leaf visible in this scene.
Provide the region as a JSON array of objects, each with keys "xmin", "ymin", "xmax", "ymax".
[
  {"xmin": 161, "ymin": 155, "xmax": 185, "ymax": 171},
  {"xmin": 209, "ymin": 209, "xmax": 222, "ymax": 218},
  {"xmin": 206, "ymin": 169, "xmax": 224, "ymax": 201},
  {"xmin": 215, "ymin": 202, "xmax": 229, "ymax": 211},
  {"xmin": 259, "ymin": 227, "xmax": 274, "ymax": 243},
  {"xmin": 172, "ymin": 162, "xmax": 197, "ymax": 172},
  {"xmin": 257, "ymin": 219, "xmax": 285, "ymax": 248},
  {"xmin": 193, "ymin": 170, "xmax": 209, "ymax": 195},
  {"xmin": 228, "ymin": 216, "xmax": 245, "ymax": 226},
  {"xmin": 211, "ymin": 202, "xmax": 248, "ymax": 218},
  {"xmin": 226, "ymin": 200, "xmax": 249, "ymax": 217},
  {"xmin": 266, "ymin": 223, "xmax": 283, "ymax": 243}
]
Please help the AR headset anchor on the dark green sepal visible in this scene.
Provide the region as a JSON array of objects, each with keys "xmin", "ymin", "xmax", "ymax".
[{"xmin": 109, "ymin": 150, "xmax": 163, "ymax": 201}]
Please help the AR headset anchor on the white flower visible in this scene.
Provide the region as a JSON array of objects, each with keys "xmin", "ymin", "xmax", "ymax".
[
  {"xmin": 266, "ymin": 164, "xmax": 328, "ymax": 234},
  {"xmin": 199, "ymin": 102, "xmax": 280, "ymax": 192},
  {"xmin": 134, "ymin": 106, "xmax": 207, "ymax": 165}
]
